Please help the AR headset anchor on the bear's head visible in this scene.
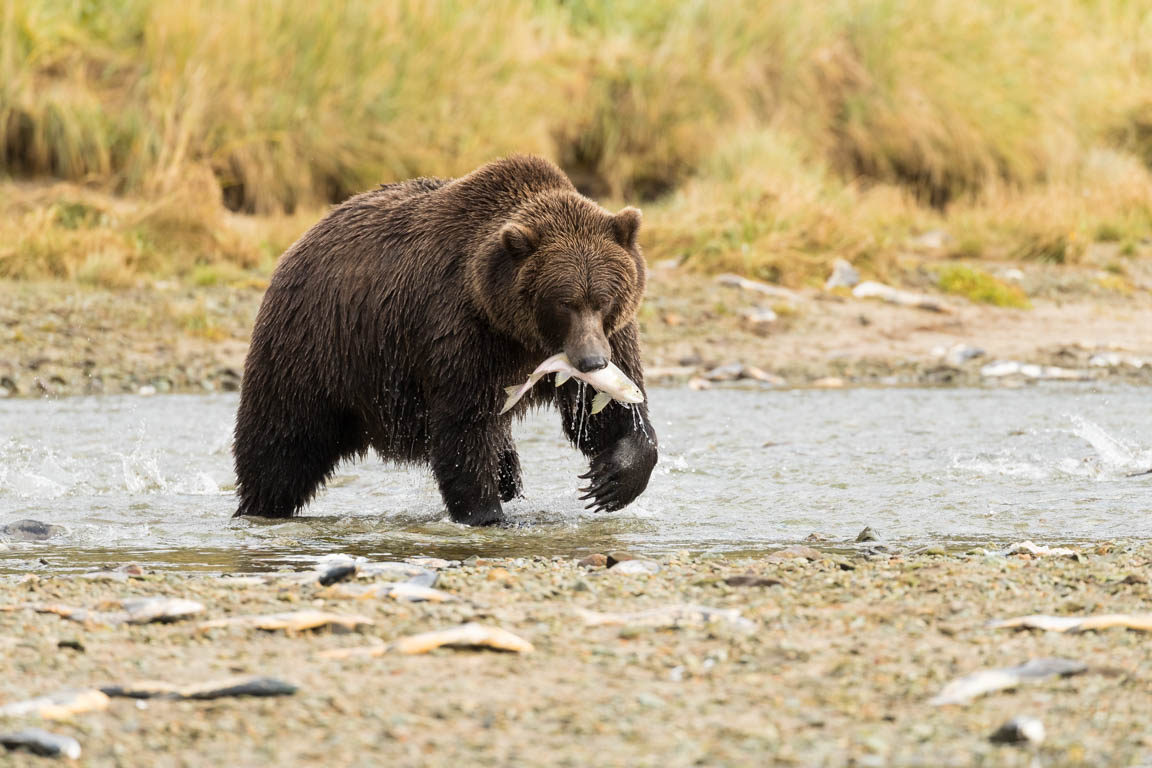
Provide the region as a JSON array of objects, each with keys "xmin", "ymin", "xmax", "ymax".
[{"xmin": 472, "ymin": 191, "xmax": 646, "ymax": 372}]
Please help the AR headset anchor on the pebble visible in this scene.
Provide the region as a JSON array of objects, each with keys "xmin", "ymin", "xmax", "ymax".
[
  {"xmin": 856, "ymin": 526, "xmax": 880, "ymax": 542},
  {"xmin": 824, "ymin": 259, "xmax": 860, "ymax": 289},
  {"xmin": 317, "ymin": 562, "xmax": 358, "ymax": 586},
  {"xmin": 606, "ymin": 551, "xmax": 638, "ymax": 567},
  {"xmin": 0, "ymin": 519, "xmax": 66, "ymax": 542},
  {"xmin": 989, "ymin": 716, "xmax": 1046, "ymax": 746},
  {"xmin": 724, "ymin": 574, "xmax": 783, "ymax": 587},
  {"xmin": 767, "ymin": 545, "xmax": 822, "ymax": 561},
  {"xmin": 0, "ymin": 728, "xmax": 82, "ymax": 759},
  {"xmin": 577, "ymin": 554, "xmax": 608, "ymax": 568},
  {"xmin": 609, "ymin": 560, "xmax": 661, "ymax": 575}
]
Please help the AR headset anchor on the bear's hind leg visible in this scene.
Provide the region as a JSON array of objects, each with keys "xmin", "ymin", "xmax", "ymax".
[{"xmin": 234, "ymin": 408, "xmax": 367, "ymax": 518}]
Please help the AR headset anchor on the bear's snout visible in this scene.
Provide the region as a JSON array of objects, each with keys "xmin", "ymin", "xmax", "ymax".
[
  {"xmin": 564, "ymin": 308, "xmax": 612, "ymax": 373},
  {"xmin": 574, "ymin": 354, "xmax": 608, "ymax": 373}
]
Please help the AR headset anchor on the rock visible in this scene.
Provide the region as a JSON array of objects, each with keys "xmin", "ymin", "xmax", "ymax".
[
  {"xmin": 703, "ymin": 363, "xmax": 745, "ymax": 382},
  {"xmin": 767, "ymin": 545, "xmax": 822, "ymax": 561},
  {"xmin": 852, "ymin": 281, "xmax": 949, "ymax": 313},
  {"xmin": 715, "ymin": 274, "xmax": 800, "ymax": 302},
  {"xmin": 687, "ymin": 377, "xmax": 712, "ymax": 391},
  {"xmin": 989, "ymin": 716, "xmax": 1046, "ymax": 746},
  {"xmin": 0, "ymin": 728, "xmax": 82, "ymax": 759},
  {"xmin": 932, "ymin": 343, "xmax": 985, "ymax": 367},
  {"xmin": 824, "ymin": 259, "xmax": 860, "ymax": 289},
  {"xmin": 662, "ymin": 312, "xmax": 683, "ymax": 326},
  {"xmin": 578, "ymin": 554, "xmax": 608, "ymax": 568},
  {"xmin": 724, "ymin": 574, "xmax": 783, "ymax": 587},
  {"xmin": 811, "ymin": 376, "xmax": 845, "ymax": 388},
  {"xmin": 137, "ymin": 384, "xmax": 157, "ymax": 396},
  {"xmin": 317, "ymin": 561, "xmax": 358, "ymax": 586},
  {"xmin": 606, "ymin": 551, "xmax": 638, "ymax": 567},
  {"xmin": 856, "ymin": 526, "xmax": 880, "ymax": 542},
  {"xmin": 486, "ymin": 567, "xmax": 513, "ymax": 583},
  {"xmin": 741, "ymin": 308, "xmax": 777, "ymax": 333},
  {"xmin": 609, "ymin": 560, "xmax": 661, "ymax": 575},
  {"xmin": 78, "ymin": 570, "xmax": 129, "ymax": 583},
  {"xmin": 0, "ymin": 519, "xmax": 66, "ymax": 542},
  {"xmin": 805, "ymin": 533, "xmax": 829, "ymax": 542}
]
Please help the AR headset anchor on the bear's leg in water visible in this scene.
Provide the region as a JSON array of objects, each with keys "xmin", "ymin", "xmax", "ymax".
[
  {"xmin": 428, "ymin": 407, "xmax": 507, "ymax": 526},
  {"xmin": 233, "ymin": 406, "xmax": 367, "ymax": 518},
  {"xmin": 497, "ymin": 441, "xmax": 523, "ymax": 502}
]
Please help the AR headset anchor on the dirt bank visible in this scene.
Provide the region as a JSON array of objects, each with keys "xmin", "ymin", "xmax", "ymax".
[
  {"xmin": 2, "ymin": 543, "xmax": 1150, "ymax": 766},
  {"xmin": 3, "ymin": 261, "xmax": 1152, "ymax": 398}
]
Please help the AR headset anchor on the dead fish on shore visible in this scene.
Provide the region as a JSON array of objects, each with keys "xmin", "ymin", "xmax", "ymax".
[
  {"xmin": 101, "ymin": 675, "xmax": 297, "ymax": 700},
  {"xmin": 318, "ymin": 622, "xmax": 534, "ymax": 659},
  {"xmin": 0, "ymin": 728, "xmax": 82, "ymax": 759},
  {"xmin": 929, "ymin": 658, "xmax": 1087, "ymax": 706},
  {"xmin": 198, "ymin": 610, "xmax": 374, "ymax": 633},
  {"xmin": 499, "ymin": 352, "xmax": 644, "ymax": 415},
  {"xmin": 990, "ymin": 613, "xmax": 1152, "ymax": 633},
  {"xmin": 0, "ymin": 689, "xmax": 110, "ymax": 719},
  {"xmin": 2, "ymin": 597, "xmax": 203, "ymax": 627}
]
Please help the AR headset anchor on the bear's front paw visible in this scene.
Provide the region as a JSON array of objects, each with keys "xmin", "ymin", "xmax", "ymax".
[{"xmin": 578, "ymin": 435, "xmax": 657, "ymax": 513}]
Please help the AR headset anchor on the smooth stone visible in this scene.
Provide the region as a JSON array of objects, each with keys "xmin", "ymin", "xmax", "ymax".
[
  {"xmin": 605, "ymin": 551, "xmax": 638, "ymax": 567},
  {"xmin": 578, "ymin": 554, "xmax": 608, "ymax": 568},
  {"xmin": 1, "ymin": 520, "xmax": 66, "ymax": 542},
  {"xmin": 856, "ymin": 526, "xmax": 880, "ymax": 542},
  {"xmin": 989, "ymin": 716, "xmax": 1045, "ymax": 746},
  {"xmin": 609, "ymin": 560, "xmax": 660, "ymax": 575}
]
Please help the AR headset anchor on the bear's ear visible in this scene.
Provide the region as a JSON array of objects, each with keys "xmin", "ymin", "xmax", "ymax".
[
  {"xmin": 499, "ymin": 222, "xmax": 538, "ymax": 259},
  {"xmin": 612, "ymin": 207, "xmax": 642, "ymax": 250}
]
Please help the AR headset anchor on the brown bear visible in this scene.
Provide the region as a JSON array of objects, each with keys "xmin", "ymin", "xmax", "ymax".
[{"xmin": 232, "ymin": 155, "xmax": 657, "ymax": 526}]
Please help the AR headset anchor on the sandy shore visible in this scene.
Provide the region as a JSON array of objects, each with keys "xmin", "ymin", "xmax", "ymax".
[
  {"xmin": 1, "ymin": 544, "xmax": 1150, "ymax": 765},
  {"xmin": 3, "ymin": 263, "xmax": 1152, "ymax": 398}
]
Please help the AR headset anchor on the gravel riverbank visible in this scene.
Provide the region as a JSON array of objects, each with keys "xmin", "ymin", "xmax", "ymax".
[
  {"xmin": 2, "ymin": 544, "xmax": 1151, "ymax": 765},
  {"xmin": 4, "ymin": 265, "xmax": 1152, "ymax": 398}
]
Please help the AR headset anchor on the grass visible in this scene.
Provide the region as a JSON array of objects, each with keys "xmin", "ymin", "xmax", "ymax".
[
  {"xmin": 0, "ymin": 0, "xmax": 1150, "ymax": 287},
  {"xmin": 935, "ymin": 264, "xmax": 1031, "ymax": 308}
]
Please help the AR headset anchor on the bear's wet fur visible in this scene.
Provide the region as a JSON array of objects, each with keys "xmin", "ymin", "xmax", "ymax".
[{"xmin": 233, "ymin": 155, "xmax": 657, "ymax": 526}]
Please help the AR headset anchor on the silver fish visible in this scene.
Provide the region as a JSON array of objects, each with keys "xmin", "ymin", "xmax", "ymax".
[{"xmin": 500, "ymin": 352, "xmax": 644, "ymax": 415}]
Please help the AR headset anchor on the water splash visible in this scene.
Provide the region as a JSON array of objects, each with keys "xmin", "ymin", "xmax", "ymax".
[{"xmin": 1069, "ymin": 415, "xmax": 1152, "ymax": 476}]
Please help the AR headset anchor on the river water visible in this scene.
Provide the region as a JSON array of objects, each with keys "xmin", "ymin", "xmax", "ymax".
[{"xmin": 1, "ymin": 386, "xmax": 1149, "ymax": 573}]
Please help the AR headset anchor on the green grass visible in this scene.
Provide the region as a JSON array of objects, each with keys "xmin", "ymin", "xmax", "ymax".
[
  {"xmin": 936, "ymin": 264, "xmax": 1031, "ymax": 308},
  {"xmin": 0, "ymin": 0, "xmax": 1150, "ymax": 285}
]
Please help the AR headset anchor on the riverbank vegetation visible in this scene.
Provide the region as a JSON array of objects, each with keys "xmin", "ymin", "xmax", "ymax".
[{"xmin": 1, "ymin": 0, "xmax": 1150, "ymax": 287}]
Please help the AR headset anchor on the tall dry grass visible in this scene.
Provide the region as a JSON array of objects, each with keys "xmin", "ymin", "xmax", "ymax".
[{"xmin": 1, "ymin": 0, "xmax": 1150, "ymax": 285}]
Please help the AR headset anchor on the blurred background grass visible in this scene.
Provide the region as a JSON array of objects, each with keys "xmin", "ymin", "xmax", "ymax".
[{"xmin": 1, "ymin": 0, "xmax": 1150, "ymax": 288}]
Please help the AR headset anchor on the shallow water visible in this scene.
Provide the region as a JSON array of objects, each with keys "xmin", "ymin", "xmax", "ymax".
[{"xmin": 1, "ymin": 386, "xmax": 1150, "ymax": 573}]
